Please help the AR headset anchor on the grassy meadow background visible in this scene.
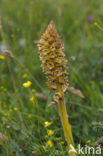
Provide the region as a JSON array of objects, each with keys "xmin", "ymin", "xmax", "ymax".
[{"xmin": 0, "ymin": 0, "xmax": 103, "ymax": 155}]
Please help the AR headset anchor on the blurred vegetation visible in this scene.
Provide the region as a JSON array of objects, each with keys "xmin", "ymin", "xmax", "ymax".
[{"xmin": 0, "ymin": 0, "xmax": 103, "ymax": 155}]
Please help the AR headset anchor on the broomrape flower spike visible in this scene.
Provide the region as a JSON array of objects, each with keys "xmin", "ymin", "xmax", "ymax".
[
  {"xmin": 37, "ymin": 21, "xmax": 75, "ymax": 156},
  {"xmin": 38, "ymin": 21, "xmax": 68, "ymax": 95}
]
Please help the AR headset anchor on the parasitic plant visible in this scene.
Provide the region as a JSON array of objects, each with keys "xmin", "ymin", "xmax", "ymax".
[{"xmin": 37, "ymin": 21, "xmax": 76, "ymax": 156}]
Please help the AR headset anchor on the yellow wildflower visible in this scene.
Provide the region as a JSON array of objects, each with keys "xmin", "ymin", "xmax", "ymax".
[
  {"xmin": 9, "ymin": 105, "xmax": 12, "ymax": 109},
  {"xmin": 22, "ymin": 73, "xmax": 28, "ymax": 78},
  {"xmin": 9, "ymin": 109, "xmax": 12, "ymax": 112},
  {"xmin": 14, "ymin": 107, "xmax": 18, "ymax": 111},
  {"xmin": 28, "ymin": 115, "xmax": 32, "ymax": 119},
  {"xmin": 31, "ymin": 89, "xmax": 36, "ymax": 93},
  {"xmin": 60, "ymin": 141, "xmax": 64, "ymax": 144},
  {"xmin": 47, "ymin": 130, "xmax": 54, "ymax": 136},
  {"xmin": 46, "ymin": 140, "xmax": 53, "ymax": 148},
  {"xmin": 0, "ymin": 55, "xmax": 6, "ymax": 60},
  {"xmin": 44, "ymin": 121, "xmax": 52, "ymax": 127},
  {"xmin": 11, "ymin": 34, "xmax": 15, "ymax": 38},
  {"xmin": 45, "ymin": 135, "xmax": 48, "ymax": 138},
  {"xmin": 94, "ymin": 22, "xmax": 98, "ymax": 26},
  {"xmin": 55, "ymin": 137, "xmax": 62, "ymax": 141},
  {"xmin": 23, "ymin": 81, "xmax": 32, "ymax": 88},
  {"xmin": 29, "ymin": 96, "xmax": 35, "ymax": 103}
]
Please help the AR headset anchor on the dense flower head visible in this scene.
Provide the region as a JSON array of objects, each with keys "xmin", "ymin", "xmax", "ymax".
[{"xmin": 38, "ymin": 21, "xmax": 68, "ymax": 94}]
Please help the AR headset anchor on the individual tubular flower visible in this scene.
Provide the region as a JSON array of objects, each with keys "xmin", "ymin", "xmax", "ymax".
[{"xmin": 37, "ymin": 21, "xmax": 68, "ymax": 103}]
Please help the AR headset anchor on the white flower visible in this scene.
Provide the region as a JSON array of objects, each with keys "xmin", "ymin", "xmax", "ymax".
[
  {"xmin": 0, "ymin": 43, "xmax": 7, "ymax": 51},
  {"xmin": 18, "ymin": 38, "xmax": 25, "ymax": 47}
]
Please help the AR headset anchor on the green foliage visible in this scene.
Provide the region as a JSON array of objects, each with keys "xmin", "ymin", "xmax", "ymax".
[{"xmin": 0, "ymin": 0, "xmax": 103, "ymax": 155}]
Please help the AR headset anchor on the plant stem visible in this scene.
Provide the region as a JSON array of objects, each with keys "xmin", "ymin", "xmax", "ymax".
[{"xmin": 57, "ymin": 84, "xmax": 76, "ymax": 156}]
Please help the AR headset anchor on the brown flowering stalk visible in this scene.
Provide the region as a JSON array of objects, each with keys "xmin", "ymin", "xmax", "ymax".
[{"xmin": 37, "ymin": 21, "xmax": 75, "ymax": 156}]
